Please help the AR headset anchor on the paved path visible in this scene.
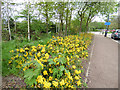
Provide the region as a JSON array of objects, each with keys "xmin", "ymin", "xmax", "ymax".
[{"xmin": 88, "ymin": 35, "xmax": 118, "ymax": 88}]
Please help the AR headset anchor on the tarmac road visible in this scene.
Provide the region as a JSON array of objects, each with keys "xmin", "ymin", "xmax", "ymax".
[{"xmin": 87, "ymin": 35, "xmax": 118, "ymax": 88}]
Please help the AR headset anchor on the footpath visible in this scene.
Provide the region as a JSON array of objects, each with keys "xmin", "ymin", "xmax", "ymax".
[{"xmin": 87, "ymin": 34, "xmax": 118, "ymax": 88}]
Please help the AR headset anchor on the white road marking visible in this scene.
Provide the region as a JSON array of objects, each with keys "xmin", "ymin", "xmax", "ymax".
[{"xmin": 85, "ymin": 36, "xmax": 95, "ymax": 83}]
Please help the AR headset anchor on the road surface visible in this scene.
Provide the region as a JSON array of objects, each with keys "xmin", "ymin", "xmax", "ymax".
[{"xmin": 87, "ymin": 34, "xmax": 118, "ymax": 88}]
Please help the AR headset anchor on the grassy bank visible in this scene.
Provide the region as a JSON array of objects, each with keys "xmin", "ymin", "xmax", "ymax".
[{"xmin": 2, "ymin": 33, "xmax": 52, "ymax": 76}]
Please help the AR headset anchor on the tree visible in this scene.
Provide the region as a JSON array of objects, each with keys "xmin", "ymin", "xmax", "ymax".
[
  {"xmin": 7, "ymin": 1, "xmax": 11, "ymax": 40},
  {"xmin": 28, "ymin": 0, "xmax": 30, "ymax": 41},
  {"xmin": 109, "ymin": 15, "xmax": 118, "ymax": 29},
  {"xmin": 55, "ymin": 2, "xmax": 65, "ymax": 36},
  {"xmin": 68, "ymin": 2, "xmax": 74, "ymax": 35},
  {"xmin": 65, "ymin": 2, "xmax": 69, "ymax": 36},
  {"xmin": 36, "ymin": 2, "xmax": 54, "ymax": 34},
  {"xmin": 77, "ymin": 2, "xmax": 90, "ymax": 34}
]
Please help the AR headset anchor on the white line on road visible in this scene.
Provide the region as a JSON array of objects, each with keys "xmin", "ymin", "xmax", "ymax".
[{"xmin": 85, "ymin": 36, "xmax": 95, "ymax": 84}]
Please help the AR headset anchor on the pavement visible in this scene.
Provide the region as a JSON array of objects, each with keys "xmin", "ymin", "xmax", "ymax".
[{"xmin": 87, "ymin": 34, "xmax": 118, "ymax": 88}]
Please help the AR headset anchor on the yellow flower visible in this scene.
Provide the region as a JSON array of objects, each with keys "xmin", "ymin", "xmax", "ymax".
[
  {"xmin": 77, "ymin": 80, "xmax": 82, "ymax": 86},
  {"xmin": 45, "ymin": 53, "xmax": 49, "ymax": 59},
  {"xmin": 76, "ymin": 55, "xmax": 79, "ymax": 58},
  {"xmin": 43, "ymin": 81, "xmax": 51, "ymax": 88},
  {"xmin": 75, "ymin": 76, "xmax": 79, "ymax": 80},
  {"xmin": 67, "ymin": 56, "xmax": 70, "ymax": 61},
  {"xmin": 15, "ymin": 55, "xmax": 19, "ymax": 58},
  {"xmin": 56, "ymin": 62, "xmax": 59, "ymax": 65},
  {"xmin": 10, "ymin": 50, "xmax": 14, "ymax": 53},
  {"xmin": 72, "ymin": 65, "xmax": 76, "ymax": 69},
  {"xmin": 65, "ymin": 83, "xmax": 69, "ymax": 87},
  {"xmin": 60, "ymin": 79, "xmax": 65, "ymax": 86},
  {"xmin": 41, "ymin": 47, "xmax": 45, "ymax": 53},
  {"xmin": 9, "ymin": 60, "xmax": 12, "ymax": 64},
  {"xmin": 31, "ymin": 48, "xmax": 37, "ymax": 52},
  {"xmin": 68, "ymin": 85, "xmax": 74, "ymax": 88},
  {"xmin": 31, "ymin": 46, "xmax": 36, "ymax": 48},
  {"xmin": 25, "ymin": 47, "xmax": 29, "ymax": 50},
  {"xmin": 56, "ymin": 50, "xmax": 59, "ymax": 53},
  {"xmin": 11, "ymin": 57, "xmax": 14, "ymax": 60},
  {"xmin": 37, "ymin": 75, "xmax": 43, "ymax": 84},
  {"xmin": 50, "ymin": 47, "xmax": 53, "ymax": 49},
  {"xmin": 29, "ymin": 52, "xmax": 32, "ymax": 56},
  {"xmin": 75, "ymin": 70, "xmax": 79, "ymax": 74},
  {"xmin": 20, "ymin": 48, "xmax": 25, "ymax": 52},
  {"xmin": 49, "ymin": 68, "xmax": 53, "ymax": 73},
  {"xmin": 37, "ymin": 60, "xmax": 43, "ymax": 69},
  {"xmin": 49, "ymin": 76, "xmax": 52, "ymax": 81},
  {"xmin": 16, "ymin": 49, "xmax": 19, "ymax": 52},
  {"xmin": 52, "ymin": 36, "xmax": 55, "ymax": 38},
  {"xmin": 52, "ymin": 81, "xmax": 58, "ymax": 87},
  {"xmin": 77, "ymin": 48, "xmax": 80, "ymax": 52},
  {"xmin": 78, "ymin": 70, "xmax": 81, "ymax": 74},
  {"xmin": 24, "ymin": 52, "xmax": 28, "ymax": 57},
  {"xmin": 43, "ymin": 70, "xmax": 48, "ymax": 75},
  {"xmin": 68, "ymin": 75, "xmax": 73, "ymax": 82},
  {"xmin": 37, "ymin": 52, "xmax": 41, "ymax": 57}
]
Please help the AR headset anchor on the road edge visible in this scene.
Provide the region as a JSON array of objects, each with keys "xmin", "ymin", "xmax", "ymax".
[{"xmin": 85, "ymin": 34, "xmax": 95, "ymax": 85}]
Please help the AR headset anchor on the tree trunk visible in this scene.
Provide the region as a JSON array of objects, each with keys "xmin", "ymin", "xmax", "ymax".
[
  {"xmin": 46, "ymin": 3, "xmax": 48, "ymax": 34},
  {"xmin": 14, "ymin": 19, "xmax": 16, "ymax": 33},
  {"xmin": 68, "ymin": 11, "xmax": 72, "ymax": 35},
  {"xmin": 28, "ymin": 0, "xmax": 30, "ymax": 41},
  {"xmin": 7, "ymin": 2, "xmax": 11, "ymax": 40},
  {"xmin": 60, "ymin": 14, "xmax": 62, "ymax": 36},
  {"xmin": 65, "ymin": 19, "xmax": 67, "ymax": 36},
  {"xmin": 79, "ymin": 18, "xmax": 82, "ymax": 34},
  {"xmin": 46, "ymin": 13, "xmax": 48, "ymax": 34},
  {"xmin": 65, "ymin": 3, "xmax": 68, "ymax": 36},
  {"xmin": 86, "ymin": 22, "xmax": 89, "ymax": 33}
]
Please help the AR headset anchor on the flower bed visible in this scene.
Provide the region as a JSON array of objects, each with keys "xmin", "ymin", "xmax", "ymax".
[{"xmin": 9, "ymin": 33, "xmax": 93, "ymax": 88}]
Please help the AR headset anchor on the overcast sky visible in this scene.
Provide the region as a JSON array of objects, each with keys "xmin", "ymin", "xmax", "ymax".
[{"xmin": 11, "ymin": 0, "xmax": 120, "ymax": 22}]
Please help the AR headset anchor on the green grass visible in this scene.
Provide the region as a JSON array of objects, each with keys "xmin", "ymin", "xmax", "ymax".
[
  {"xmin": 2, "ymin": 33, "xmax": 52, "ymax": 76},
  {"xmin": 107, "ymin": 32, "xmax": 112, "ymax": 34}
]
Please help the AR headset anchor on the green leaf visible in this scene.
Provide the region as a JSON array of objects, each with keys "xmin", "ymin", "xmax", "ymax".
[
  {"xmin": 65, "ymin": 69, "xmax": 69, "ymax": 74},
  {"xmin": 59, "ymin": 71, "xmax": 63, "ymax": 77},
  {"xmin": 27, "ymin": 77, "xmax": 37, "ymax": 86},
  {"xmin": 59, "ymin": 66, "xmax": 65, "ymax": 71},
  {"xmin": 53, "ymin": 68, "xmax": 59, "ymax": 78},
  {"xmin": 24, "ymin": 69, "xmax": 34, "ymax": 78},
  {"xmin": 49, "ymin": 61, "xmax": 56, "ymax": 65},
  {"xmin": 48, "ymin": 58, "xmax": 53, "ymax": 62}
]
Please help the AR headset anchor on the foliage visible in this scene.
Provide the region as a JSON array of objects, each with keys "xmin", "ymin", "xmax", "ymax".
[
  {"xmin": 9, "ymin": 33, "xmax": 93, "ymax": 88},
  {"xmin": 2, "ymin": 34, "xmax": 52, "ymax": 76},
  {"xmin": 89, "ymin": 22, "xmax": 106, "ymax": 30}
]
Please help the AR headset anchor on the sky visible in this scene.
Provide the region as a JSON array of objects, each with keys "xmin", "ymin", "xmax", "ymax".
[{"xmin": 11, "ymin": 0, "xmax": 120, "ymax": 22}]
